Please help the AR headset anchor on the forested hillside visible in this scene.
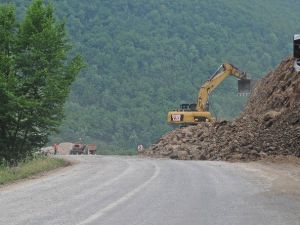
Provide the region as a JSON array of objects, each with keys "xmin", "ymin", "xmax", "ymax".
[{"xmin": 3, "ymin": 0, "xmax": 300, "ymax": 153}]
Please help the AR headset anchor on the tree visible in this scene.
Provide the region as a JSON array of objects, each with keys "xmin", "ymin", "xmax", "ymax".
[
  {"xmin": 0, "ymin": 0, "xmax": 83, "ymax": 162},
  {"xmin": 0, "ymin": 4, "xmax": 19, "ymax": 161}
]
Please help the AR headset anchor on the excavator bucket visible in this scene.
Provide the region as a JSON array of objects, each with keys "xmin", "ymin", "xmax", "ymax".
[{"xmin": 238, "ymin": 79, "xmax": 251, "ymax": 96}]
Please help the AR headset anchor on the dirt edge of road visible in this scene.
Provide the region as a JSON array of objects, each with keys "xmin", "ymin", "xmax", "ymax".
[{"xmin": 238, "ymin": 156, "xmax": 300, "ymax": 200}]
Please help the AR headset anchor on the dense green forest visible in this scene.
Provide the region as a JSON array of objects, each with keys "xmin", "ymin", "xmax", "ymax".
[{"xmin": 2, "ymin": 0, "xmax": 300, "ymax": 153}]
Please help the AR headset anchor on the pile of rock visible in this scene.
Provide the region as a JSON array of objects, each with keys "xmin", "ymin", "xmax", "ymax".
[
  {"xmin": 38, "ymin": 142, "xmax": 74, "ymax": 155},
  {"xmin": 142, "ymin": 57, "xmax": 300, "ymax": 160}
]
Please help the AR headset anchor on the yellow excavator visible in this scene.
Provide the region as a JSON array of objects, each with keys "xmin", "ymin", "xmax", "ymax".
[{"xmin": 167, "ymin": 63, "xmax": 251, "ymax": 126}]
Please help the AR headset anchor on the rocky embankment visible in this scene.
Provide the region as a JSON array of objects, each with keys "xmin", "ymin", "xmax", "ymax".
[{"xmin": 142, "ymin": 57, "xmax": 300, "ymax": 160}]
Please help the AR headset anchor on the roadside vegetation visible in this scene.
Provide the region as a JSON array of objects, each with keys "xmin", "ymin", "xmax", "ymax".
[
  {"xmin": 0, "ymin": 0, "xmax": 81, "ymax": 178},
  {"xmin": 0, "ymin": 156, "xmax": 69, "ymax": 185}
]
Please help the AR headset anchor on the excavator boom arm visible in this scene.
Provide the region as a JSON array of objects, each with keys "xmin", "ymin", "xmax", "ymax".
[{"xmin": 197, "ymin": 63, "xmax": 247, "ymax": 111}]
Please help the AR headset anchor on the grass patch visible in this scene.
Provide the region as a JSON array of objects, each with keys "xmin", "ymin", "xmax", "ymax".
[{"xmin": 0, "ymin": 157, "xmax": 69, "ymax": 185}]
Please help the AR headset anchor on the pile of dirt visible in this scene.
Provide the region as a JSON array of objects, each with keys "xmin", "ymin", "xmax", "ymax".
[
  {"xmin": 57, "ymin": 142, "xmax": 74, "ymax": 155},
  {"xmin": 39, "ymin": 142, "xmax": 74, "ymax": 155},
  {"xmin": 142, "ymin": 57, "xmax": 300, "ymax": 161}
]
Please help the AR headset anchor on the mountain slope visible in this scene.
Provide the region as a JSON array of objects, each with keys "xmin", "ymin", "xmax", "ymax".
[{"xmin": 3, "ymin": 0, "xmax": 300, "ymax": 152}]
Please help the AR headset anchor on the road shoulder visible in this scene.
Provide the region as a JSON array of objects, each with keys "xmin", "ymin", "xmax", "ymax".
[{"xmin": 237, "ymin": 156, "xmax": 300, "ymax": 200}]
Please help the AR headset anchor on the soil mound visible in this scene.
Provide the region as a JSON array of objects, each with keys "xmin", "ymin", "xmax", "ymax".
[
  {"xmin": 142, "ymin": 57, "xmax": 300, "ymax": 160},
  {"xmin": 57, "ymin": 142, "xmax": 73, "ymax": 155}
]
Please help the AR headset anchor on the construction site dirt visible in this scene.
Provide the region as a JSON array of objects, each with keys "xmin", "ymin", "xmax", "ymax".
[{"xmin": 141, "ymin": 57, "xmax": 300, "ymax": 161}]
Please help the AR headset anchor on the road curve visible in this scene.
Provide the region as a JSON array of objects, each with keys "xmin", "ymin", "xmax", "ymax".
[{"xmin": 0, "ymin": 156, "xmax": 299, "ymax": 225}]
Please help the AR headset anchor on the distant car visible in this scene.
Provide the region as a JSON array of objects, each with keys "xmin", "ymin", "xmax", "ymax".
[
  {"xmin": 70, "ymin": 143, "xmax": 97, "ymax": 155},
  {"xmin": 70, "ymin": 143, "xmax": 87, "ymax": 155}
]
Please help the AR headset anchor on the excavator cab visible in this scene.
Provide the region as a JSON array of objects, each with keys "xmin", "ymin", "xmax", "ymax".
[
  {"xmin": 179, "ymin": 103, "xmax": 197, "ymax": 111},
  {"xmin": 237, "ymin": 79, "xmax": 251, "ymax": 96}
]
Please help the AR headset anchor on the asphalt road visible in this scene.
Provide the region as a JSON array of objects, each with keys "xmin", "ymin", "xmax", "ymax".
[{"xmin": 0, "ymin": 156, "xmax": 300, "ymax": 225}]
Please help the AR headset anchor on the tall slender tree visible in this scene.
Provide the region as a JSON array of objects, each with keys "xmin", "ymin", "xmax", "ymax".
[{"xmin": 0, "ymin": 0, "xmax": 83, "ymax": 162}]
